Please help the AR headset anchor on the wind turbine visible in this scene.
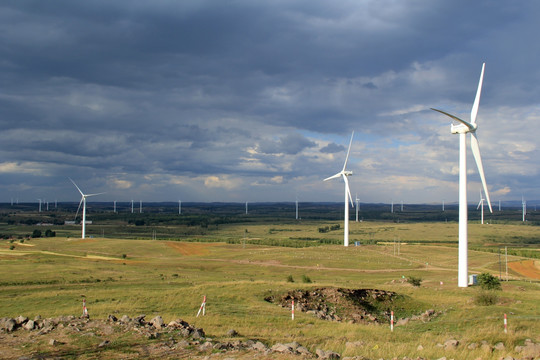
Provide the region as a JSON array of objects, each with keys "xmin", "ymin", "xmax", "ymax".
[
  {"xmin": 295, "ymin": 197, "xmax": 299, "ymax": 220},
  {"xmin": 179, "ymin": 200, "xmax": 182, "ymax": 215},
  {"xmin": 324, "ymin": 131, "xmax": 355, "ymax": 247},
  {"xmin": 70, "ymin": 178, "xmax": 105, "ymax": 239},
  {"xmin": 477, "ymin": 190, "xmax": 485, "ymax": 225},
  {"xmin": 432, "ymin": 63, "xmax": 493, "ymax": 287},
  {"xmin": 37, "ymin": 199, "xmax": 42, "ymax": 212}
]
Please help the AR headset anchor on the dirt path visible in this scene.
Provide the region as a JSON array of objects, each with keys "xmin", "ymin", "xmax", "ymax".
[{"xmin": 165, "ymin": 241, "xmax": 212, "ymax": 256}]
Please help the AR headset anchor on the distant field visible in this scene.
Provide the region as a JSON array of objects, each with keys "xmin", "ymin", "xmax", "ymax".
[{"xmin": 0, "ymin": 218, "xmax": 539, "ymax": 359}]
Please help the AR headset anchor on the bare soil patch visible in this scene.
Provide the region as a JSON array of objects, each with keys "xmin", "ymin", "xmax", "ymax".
[
  {"xmin": 166, "ymin": 241, "xmax": 212, "ymax": 256},
  {"xmin": 509, "ymin": 260, "xmax": 540, "ymax": 280}
]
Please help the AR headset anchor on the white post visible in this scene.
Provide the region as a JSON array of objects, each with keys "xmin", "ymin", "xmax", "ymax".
[
  {"xmin": 292, "ymin": 300, "xmax": 295, "ymax": 320},
  {"xmin": 196, "ymin": 295, "xmax": 206, "ymax": 317},
  {"xmin": 391, "ymin": 310, "xmax": 394, "ymax": 332},
  {"xmin": 504, "ymin": 313, "xmax": 507, "ymax": 333},
  {"xmin": 458, "ymin": 132, "xmax": 468, "ymax": 288},
  {"xmin": 295, "ymin": 200, "xmax": 298, "ymax": 220},
  {"xmin": 505, "ymin": 246, "xmax": 508, "ymax": 281}
]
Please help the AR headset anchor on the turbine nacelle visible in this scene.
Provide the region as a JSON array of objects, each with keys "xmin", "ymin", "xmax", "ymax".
[
  {"xmin": 451, "ymin": 122, "xmax": 477, "ymax": 134},
  {"xmin": 343, "ymin": 170, "xmax": 353, "ymax": 176}
]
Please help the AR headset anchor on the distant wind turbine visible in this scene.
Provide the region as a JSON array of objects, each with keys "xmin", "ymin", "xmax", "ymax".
[
  {"xmin": 70, "ymin": 178, "xmax": 105, "ymax": 239},
  {"xmin": 295, "ymin": 197, "xmax": 299, "ymax": 220},
  {"xmin": 477, "ymin": 190, "xmax": 485, "ymax": 225},
  {"xmin": 432, "ymin": 63, "xmax": 492, "ymax": 288},
  {"xmin": 179, "ymin": 200, "xmax": 182, "ymax": 215},
  {"xmin": 324, "ymin": 131, "xmax": 355, "ymax": 247},
  {"xmin": 37, "ymin": 199, "xmax": 42, "ymax": 213}
]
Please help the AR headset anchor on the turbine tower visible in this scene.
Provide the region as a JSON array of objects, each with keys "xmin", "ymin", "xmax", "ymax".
[
  {"xmin": 355, "ymin": 194, "xmax": 360, "ymax": 222},
  {"xmin": 324, "ymin": 131, "xmax": 355, "ymax": 247},
  {"xmin": 295, "ymin": 197, "xmax": 298, "ymax": 220},
  {"xmin": 477, "ymin": 190, "xmax": 485, "ymax": 225},
  {"xmin": 522, "ymin": 196, "xmax": 526, "ymax": 222},
  {"xmin": 179, "ymin": 200, "xmax": 182, "ymax": 215},
  {"xmin": 70, "ymin": 178, "xmax": 104, "ymax": 239},
  {"xmin": 37, "ymin": 199, "xmax": 42, "ymax": 212},
  {"xmin": 432, "ymin": 63, "xmax": 492, "ymax": 288}
]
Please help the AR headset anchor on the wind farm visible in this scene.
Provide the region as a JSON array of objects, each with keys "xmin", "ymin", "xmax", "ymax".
[{"xmin": 1, "ymin": 1, "xmax": 540, "ymax": 358}]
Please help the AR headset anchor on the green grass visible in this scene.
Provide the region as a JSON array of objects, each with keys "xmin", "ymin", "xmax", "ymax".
[{"xmin": 0, "ymin": 220, "xmax": 538, "ymax": 359}]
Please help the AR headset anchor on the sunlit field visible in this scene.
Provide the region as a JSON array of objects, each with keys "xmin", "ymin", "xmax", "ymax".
[{"xmin": 0, "ymin": 218, "xmax": 538, "ymax": 359}]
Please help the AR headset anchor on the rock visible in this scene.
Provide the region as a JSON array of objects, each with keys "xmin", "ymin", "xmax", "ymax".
[
  {"xmin": 316, "ymin": 348, "xmax": 340, "ymax": 359},
  {"xmin": 443, "ymin": 339, "xmax": 459, "ymax": 350},
  {"xmin": 150, "ymin": 316, "xmax": 164, "ymax": 329},
  {"xmin": 346, "ymin": 341, "xmax": 364, "ymax": 348},
  {"xmin": 417, "ymin": 345, "xmax": 424, "ymax": 351},
  {"xmin": 272, "ymin": 343, "xmax": 293, "ymax": 354},
  {"xmin": 297, "ymin": 345, "xmax": 311, "ymax": 356},
  {"xmin": 23, "ymin": 320, "xmax": 35, "ymax": 330},
  {"xmin": 199, "ymin": 341, "xmax": 213, "ymax": 351},
  {"xmin": 133, "ymin": 315, "xmax": 146, "ymax": 325},
  {"xmin": 49, "ymin": 339, "xmax": 60, "ymax": 346},
  {"xmin": 396, "ymin": 318, "xmax": 410, "ymax": 326},
  {"xmin": 468, "ymin": 343, "xmax": 478, "ymax": 350},
  {"xmin": 1, "ymin": 318, "xmax": 16, "ymax": 332},
  {"xmin": 226, "ymin": 329, "xmax": 238, "ymax": 337},
  {"xmin": 107, "ymin": 314, "xmax": 118, "ymax": 322},
  {"xmin": 480, "ymin": 341, "xmax": 492, "ymax": 352},
  {"xmin": 98, "ymin": 340, "xmax": 110, "ymax": 348},
  {"xmin": 251, "ymin": 341, "xmax": 268, "ymax": 352},
  {"xmin": 15, "ymin": 315, "xmax": 28, "ymax": 325},
  {"xmin": 119, "ymin": 315, "xmax": 131, "ymax": 323},
  {"xmin": 191, "ymin": 328, "xmax": 205, "ymax": 339},
  {"xmin": 493, "ymin": 342, "xmax": 505, "ymax": 351}
]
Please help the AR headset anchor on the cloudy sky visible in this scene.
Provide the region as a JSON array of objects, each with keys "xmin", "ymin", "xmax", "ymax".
[{"xmin": 1, "ymin": 0, "xmax": 539, "ymax": 204}]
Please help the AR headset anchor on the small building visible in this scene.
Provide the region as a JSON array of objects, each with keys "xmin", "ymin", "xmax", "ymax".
[{"xmin": 468, "ymin": 274, "xmax": 478, "ymax": 286}]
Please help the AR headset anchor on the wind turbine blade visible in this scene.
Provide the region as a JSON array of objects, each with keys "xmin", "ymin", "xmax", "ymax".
[
  {"xmin": 470, "ymin": 133, "xmax": 492, "ymax": 213},
  {"xmin": 431, "ymin": 108, "xmax": 475, "ymax": 131},
  {"xmin": 342, "ymin": 174, "xmax": 354, "ymax": 207},
  {"xmin": 471, "ymin": 63, "xmax": 485, "ymax": 124},
  {"xmin": 75, "ymin": 197, "xmax": 83, "ymax": 219},
  {"xmin": 342, "ymin": 131, "xmax": 354, "ymax": 171},
  {"xmin": 69, "ymin": 178, "xmax": 84, "ymax": 196},
  {"xmin": 477, "ymin": 199, "xmax": 482, "ymax": 209},
  {"xmin": 324, "ymin": 173, "xmax": 342, "ymax": 182},
  {"xmin": 86, "ymin": 192, "xmax": 106, "ymax": 197}
]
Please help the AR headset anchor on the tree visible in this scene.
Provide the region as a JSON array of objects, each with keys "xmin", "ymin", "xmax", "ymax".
[
  {"xmin": 477, "ymin": 272, "xmax": 501, "ymax": 290},
  {"xmin": 31, "ymin": 229, "xmax": 42, "ymax": 238}
]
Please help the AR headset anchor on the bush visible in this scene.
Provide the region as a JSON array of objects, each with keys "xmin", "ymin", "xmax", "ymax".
[
  {"xmin": 407, "ymin": 276, "xmax": 422, "ymax": 287},
  {"xmin": 474, "ymin": 290, "xmax": 499, "ymax": 306},
  {"xmin": 122, "ymin": 254, "xmax": 127, "ymax": 259},
  {"xmin": 302, "ymin": 274, "xmax": 312, "ymax": 283},
  {"xmin": 286, "ymin": 275, "xmax": 294, "ymax": 283},
  {"xmin": 477, "ymin": 272, "xmax": 501, "ymax": 290},
  {"xmin": 31, "ymin": 229, "xmax": 41, "ymax": 238},
  {"xmin": 9, "ymin": 245, "xmax": 15, "ymax": 250}
]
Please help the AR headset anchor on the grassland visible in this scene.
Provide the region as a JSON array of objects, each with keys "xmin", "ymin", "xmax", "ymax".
[{"xmin": 0, "ymin": 219, "xmax": 539, "ymax": 359}]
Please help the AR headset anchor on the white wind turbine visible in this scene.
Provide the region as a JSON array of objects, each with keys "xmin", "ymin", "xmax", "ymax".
[
  {"xmin": 522, "ymin": 196, "xmax": 526, "ymax": 222},
  {"xmin": 477, "ymin": 190, "xmax": 485, "ymax": 225},
  {"xmin": 324, "ymin": 131, "xmax": 355, "ymax": 247},
  {"xmin": 432, "ymin": 63, "xmax": 493, "ymax": 288},
  {"xmin": 70, "ymin": 178, "xmax": 105, "ymax": 239}
]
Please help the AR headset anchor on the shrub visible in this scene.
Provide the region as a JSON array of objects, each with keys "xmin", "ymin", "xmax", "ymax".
[
  {"xmin": 407, "ymin": 276, "xmax": 422, "ymax": 287},
  {"xmin": 477, "ymin": 272, "xmax": 501, "ymax": 290},
  {"xmin": 31, "ymin": 229, "xmax": 41, "ymax": 238},
  {"xmin": 9, "ymin": 245, "xmax": 15, "ymax": 250},
  {"xmin": 474, "ymin": 290, "xmax": 499, "ymax": 306},
  {"xmin": 122, "ymin": 254, "xmax": 127, "ymax": 259},
  {"xmin": 286, "ymin": 275, "xmax": 294, "ymax": 283},
  {"xmin": 301, "ymin": 275, "xmax": 312, "ymax": 283}
]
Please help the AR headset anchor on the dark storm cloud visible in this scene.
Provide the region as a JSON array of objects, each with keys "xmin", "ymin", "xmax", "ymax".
[{"xmin": 0, "ymin": 0, "xmax": 539, "ymax": 201}]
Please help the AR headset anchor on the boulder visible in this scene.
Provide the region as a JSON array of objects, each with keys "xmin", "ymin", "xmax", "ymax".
[
  {"xmin": 1, "ymin": 318, "xmax": 16, "ymax": 332},
  {"xmin": 443, "ymin": 339, "xmax": 459, "ymax": 350},
  {"xmin": 316, "ymin": 348, "xmax": 340, "ymax": 359},
  {"xmin": 98, "ymin": 340, "xmax": 110, "ymax": 348},
  {"xmin": 119, "ymin": 315, "xmax": 131, "ymax": 323},
  {"xmin": 493, "ymin": 342, "xmax": 505, "ymax": 351},
  {"xmin": 23, "ymin": 320, "xmax": 35, "ymax": 330},
  {"xmin": 467, "ymin": 343, "xmax": 478, "ymax": 350},
  {"xmin": 150, "ymin": 316, "xmax": 164, "ymax": 329},
  {"xmin": 199, "ymin": 341, "xmax": 213, "ymax": 351},
  {"xmin": 226, "ymin": 329, "xmax": 238, "ymax": 337},
  {"xmin": 272, "ymin": 343, "xmax": 293, "ymax": 354},
  {"xmin": 251, "ymin": 341, "xmax": 268, "ymax": 352},
  {"xmin": 15, "ymin": 315, "xmax": 28, "ymax": 325}
]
